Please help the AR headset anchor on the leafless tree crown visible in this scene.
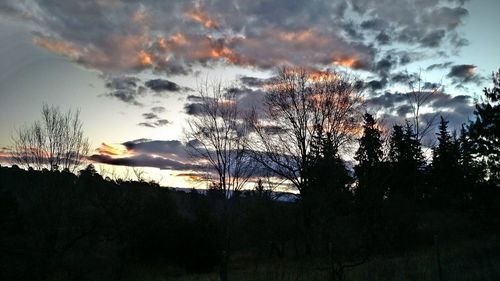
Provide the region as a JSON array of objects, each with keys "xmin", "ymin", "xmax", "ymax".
[
  {"xmin": 250, "ymin": 67, "xmax": 364, "ymax": 192},
  {"xmin": 11, "ymin": 104, "xmax": 90, "ymax": 172},
  {"xmin": 185, "ymin": 81, "xmax": 254, "ymax": 198}
]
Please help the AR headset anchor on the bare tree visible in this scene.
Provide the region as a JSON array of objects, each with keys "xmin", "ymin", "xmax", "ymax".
[
  {"xmin": 184, "ymin": 81, "xmax": 255, "ymax": 281},
  {"xmin": 250, "ymin": 67, "xmax": 364, "ymax": 194},
  {"xmin": 11, "ymin": 104, "xmax": 90, "ymax": 172},
  {"xmin": 406, "ymin": 70, "xmax": 441, "ymax": 143},
  {"xmin": 185, "ymin": 81, "xmax": 254, "ymax": 198}
]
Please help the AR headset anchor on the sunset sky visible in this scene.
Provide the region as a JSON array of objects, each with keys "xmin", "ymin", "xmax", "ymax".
[{"xmin": 0, "ymin": 0, "xmax": 499, "ymax": 188}]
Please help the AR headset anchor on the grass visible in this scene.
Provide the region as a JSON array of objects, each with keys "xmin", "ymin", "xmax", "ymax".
[{"xmin": 121, "ymin": 234, "xmax": 500, "ymax": 281}]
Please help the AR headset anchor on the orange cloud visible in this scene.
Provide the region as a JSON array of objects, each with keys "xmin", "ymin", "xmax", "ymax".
[
  {"xmin": 308, "ymin": 71, "xmax": 339, "ymax": 82},
  {"xmin": 138, "ymin": 50, "xmax": 153, "ymax": 66},
  {"xmin": 175, "ymin": 172, "xmax": 207, "ymax": 184},
  {"xmin": 97, "ymin": 143, "xmax": 129, "ymax": 157},
  {"xmin": 185, "ymin": 9, "xmax": 218, "ymax": 29},
  {"xmin": 32, "ymin": 36, "xmax": 80, "ymax": 59},
  {"xmin": 277, "ymin": 29, "xmax": 315, "ymax": 43},
  {"xmin": 333, "ymin": 57, "xmax": 359, "ymax": 68},
  {"xmin": 210, "ymin": 45, "xmax": 243, "ymax": 64}
]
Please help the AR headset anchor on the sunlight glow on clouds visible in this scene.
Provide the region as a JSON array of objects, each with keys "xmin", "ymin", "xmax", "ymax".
[{"xmin": 1, "ymin": 0, "xmax": 495, "ymax": 188}]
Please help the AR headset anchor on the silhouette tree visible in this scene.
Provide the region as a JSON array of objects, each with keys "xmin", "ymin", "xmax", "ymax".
[
  {"xmin": 468, "ymin": 69, "xmax": 500, "ymax": 182},
  {"xmin": 388, "ymin": 122, "xmax": 425, "ymax": 200},
  {"xmin": 403, "ymin": 70, "xmax": 441, "ymax": 142},
  {"xmin": 354, "ymin": 113, "xmax": 385, "ymax": 207},
  {"xmin": 185, "ymin": 81, "xmax": 254, "ymax": 197},
  {"xmin": 458, "ymin": 125, "xmax": 487, "ymax": 199},
  {"xmin": 386, "ymin": 122, "xmax": 426, "ymax": 248},
  {"xmin": 431, "ymin": 116, "xmax": 462, "ymax": 206},
  {"xmin": 354, "ymin": 113, "xmax": 387, "ymax": 254},
  {"xmin": 251, "ymin": 67, "xmax": 363, "ymax": 195},
  {"xmin": 184, "ymin": 81, "xmax": 254, "ymax": 281},
  {"xmin": 10, "ymin": 104, "xmax": 89, "ymax": 172}
]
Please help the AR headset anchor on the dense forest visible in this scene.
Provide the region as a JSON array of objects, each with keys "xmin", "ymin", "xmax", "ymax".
[{"xmin": 1, "ymin": 69, "xmax": 500, "ymax": 281}]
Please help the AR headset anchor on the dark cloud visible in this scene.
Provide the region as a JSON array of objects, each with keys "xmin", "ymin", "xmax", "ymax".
[
  {"xmin": 239, "ymin": 76, "xmax": 270, "ymax": 88},
  {"xmin": 375, "ymin": 56, "xmax": 396, "ymax": 76},
  {"xmin": 447, "ymin": 64, "xmax": 484, "ymax": 85},
  {"xmin": 90, "ymin": 138, "xmax": 280, "ymax": 179},
  {"xmin": 361, "ymin": 18, "xmax": 389, "ymax": 30},
  {"xmin": 184, "ymin": 103, "xmax": 205, "ymax": 116},
  {"xmin": 420, "ymin": 29, "xmax": 446, "ymax": 47},
  {"xmin": 427, "ymin": 62, "xmax": 453, "ymax": 71},
  {"xmin": 142, "ymin": 113, "xmax": 158, "ymax": 119},
  {"xmin": 155, "ymin": 119, "xmax": 171, "ymax": 126},
  {"xmin": 123, "ymin": 139, "xmax": 186, "ymax": 156},
  {"xmin": 139, "ymin": 111, "xmax": 171, "ymax": 128},
  {"xmin": 366, "ymin": 79, "xmax": 387, "ymax": 91},
  {"xmin": 145, "ymin": 79, "xmax": 186, "ymax": 92},
  {"xmin": 103, "ymin": 76, "xmax": 146, "ymax": 106},
  {"xmin": 399, "ymin": 54, "xmax": 411, "ymax": 65},
  {"xmin": 89, "ymin": 154, "xmax": 199, "ymax": 171},
  {"xmin": 375, "ymin": 32, "xmax": 390, "ymax": 45},
  {"xmin": 422, "ymin": 82, "xmax": 441, "ymax": 90},
  {"xmin": 90, "ymin": 139, "xmax": 198, "ymax": 170},
  {"xmin": 396, "ymin": 104, "xmax": 413, "ymax": 116},
  {"xmin": 138, "ymin": 122, "xmax": 156, "ymax": 128},
  {"xmin": 151, "ymin": 106, "xmax": 166, "ymax": 113},
  {"xmin": 366, "ymin": 92, "xmax": 408, "ymax": 109}
]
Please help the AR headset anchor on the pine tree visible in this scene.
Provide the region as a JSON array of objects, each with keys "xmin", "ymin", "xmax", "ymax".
[
  {"xmin": 431, "ymin": 117, "xmax": 461, "ymax": 206},
  {"xmin": 468, "ymin": 69, "xmax": 500, "ymax": 182},
  {"xmin": 386, "ymin": 123, "xmax": 424, "ymax": 249},
  {"xmin": 354, "ymin": 113, "xmax": 385, "ymax": 206},
  {"xmin": 355, "ymin": 114, "xmax": 383, "ymax": 167},
  {"xmin": 354, "ymin": 113, "xmax": 387, "ymax": 251},
  {"xmin": 388, "ymin": 122, "xmax": 424, "ymax": 199}
]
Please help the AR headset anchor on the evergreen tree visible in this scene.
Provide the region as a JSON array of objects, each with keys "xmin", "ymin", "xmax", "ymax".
[
  {"xmin": 354, "ymin": 113, "xmax": 387, "ymax": 252},
  {"xmin": 386, "ymin": 123, "xmax": 424, "ymax": 249},
  {"xmin": 387, "ymin": 122, "xmax": 425, "ymax": 200},
  {"xmin": 459, "ymin": 125, "xmax": 486, "ymax": 185},
  {"xmin": 355, "ymin": 114, "xmax": 383, "ymax": 167},
  {"xmin": 431, "ymin": 117, "xmax": 461, "ymax": 206},
  {"xmin": 354, "ymin": 113, "xmax": 385, "ymax": 206},
  {"xmin": 468, "ymin": 69, "xmax": 500, "ymax": 182}
]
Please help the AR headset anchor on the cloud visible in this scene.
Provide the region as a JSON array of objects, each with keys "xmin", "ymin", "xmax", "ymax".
[
  {"xmin": 89, "ymin": 138, "xmax": 280, "ymax": 180},
  {"xmin": 447, "ymin": 64, "xmax": 484, "ymax": 85},
  {"xmin": 142, "ymin": 112, "xmax": 159, "ymax": 119},
  {"xmin": 103, "ymin": 76, "xmax": 146, "ymax": 106},
  {"xmin": 0, "ymin": 0, "xmax": 470, "ymax": 77},
  {"xmin": 102, "ymin": 76, "xmax": 191, "ymax": 105},
  {"xmin": 138, "ymin": 111, "xmax": 171, "ymax": 128},
  {"xmin": 90, "ymin": 139, "xmax": 198, "ymax": 170},
  {"xmin": 184, "ymin": 103, "xmax": 205, "ymax": 116},
  {"xmin": 183, "ymin": 85, "xmax": 265, "ymax": 117},
  {"xmin": 138, "ymin": 122, "xmax": 156, "ymax": 128},
  {"xmin": 89, "ymin": 153, "xmax": 199, "ymax": 171},
  {"xmin": 145, "ymin": 79, "xmax": 186, "ymax": 92},
  {"xmin": 420, "ymin": 29, "xmax": 446, "ymax": 47},
  {"xmin": 375, "ymin": 32, "xmax": 390, "ymax": 45},
  {"xmin": 151, "ymin": 106, "xmax": 166, "ymax": 113},
  {"xmin": 427, "ymin": 62, "xmax": 453, "ymax": 71}
]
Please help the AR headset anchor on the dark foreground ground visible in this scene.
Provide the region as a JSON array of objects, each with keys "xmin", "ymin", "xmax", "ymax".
[
  {"xmin": 142, "ymin": 235, "xmax": 499, "ymax": 281},
  {"xmin": 1, "ymin": 165, "xmax": 499, "ymax": 281}
]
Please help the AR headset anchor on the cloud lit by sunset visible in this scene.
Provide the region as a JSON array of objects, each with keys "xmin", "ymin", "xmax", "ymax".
[{"xmin": 0, "ymin": 0, "xmax": 499, "ymax": 189}]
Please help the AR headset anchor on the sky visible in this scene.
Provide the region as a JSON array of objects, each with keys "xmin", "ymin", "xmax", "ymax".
[{"xmin": 0, "ymin": 0, "xmax": 499, "ymax": 188}]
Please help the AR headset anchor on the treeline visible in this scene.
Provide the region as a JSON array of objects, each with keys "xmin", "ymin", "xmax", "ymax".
[
  {"xmin": 0, "ymin": 164, "xmax": 300, "ymax": 280},
  {"xmin": 1, "ymin": 113, "xmax": 499, "ymax": 280}
]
